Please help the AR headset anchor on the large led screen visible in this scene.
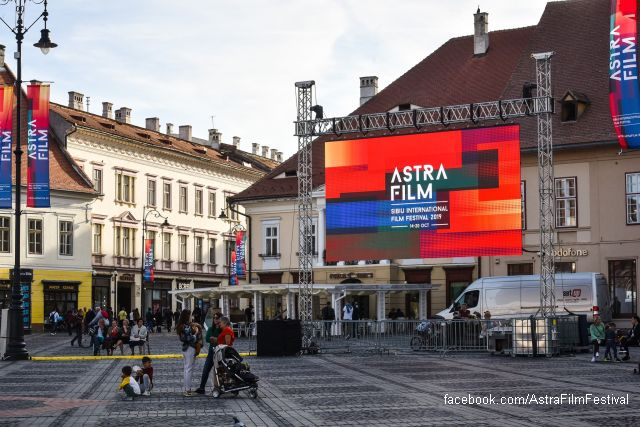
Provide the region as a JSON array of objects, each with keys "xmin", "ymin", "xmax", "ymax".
[{"xmin": 325, "ymin": 125, "xmax": 522, "ymax": 261}]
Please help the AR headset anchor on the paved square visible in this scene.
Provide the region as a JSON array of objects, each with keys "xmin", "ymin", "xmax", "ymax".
[{"xmin": 1, "ymin": 332, "xmax": 639, "ymax": 426}]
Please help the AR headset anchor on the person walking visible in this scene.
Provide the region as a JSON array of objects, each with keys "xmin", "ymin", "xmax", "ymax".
[
  {"xmin": 590, "ymin": 316, "xmax": 606, "ymax": 362},
  {"xmin": 145, "ymin": 308, "xmax": 154, "ymax": 332},
  {"xmin": 194, "ymin": 312, "xmax": 222, "ymax": 395},
  {"xmin": 164, "ymin": 308, "xmax": 173, "ymax": 332},
  {"xmin": 70, "ymin": 309, "xmax": 84, "ymax": 346},
  {"xmin": 177, "ymin": 309, "xmax": 202, "ymax": 396},
  {"xmin": 118, "ymin": 307, "xmax": 128, "ymax": 326}
]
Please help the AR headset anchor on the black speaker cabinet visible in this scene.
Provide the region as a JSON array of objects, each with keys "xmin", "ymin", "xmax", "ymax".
[{"xmin": 256, "ymin": 320, "xmax": 302, "ymax": 356}]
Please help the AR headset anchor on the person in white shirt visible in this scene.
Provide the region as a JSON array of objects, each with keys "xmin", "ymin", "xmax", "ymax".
[
  {"xmin": 129, "ymin": 319, "xmax": 148, "ymax": 355},
  {"xmin": 118, "ymin": 366, "xmax": 141, "ymax": 401},
  {"xmin": 343, "ymin": 302, "xmax": 354, "ymax": 339}
]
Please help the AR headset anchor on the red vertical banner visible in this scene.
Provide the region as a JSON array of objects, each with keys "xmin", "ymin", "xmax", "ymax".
[
  {"xmin": 27, "ymin": 84, "xmax": 50, "ymax": 208},
  {"xmin": 0, "ymin": 86, "xmax": 13, "ymax": 209},
  {"xmin": 230, "ymin": 250, "xmax": 237, "ymax": 285},
  {"xmin": 235, "ymin": 230, "xmax": 246, "ymax": 279}
]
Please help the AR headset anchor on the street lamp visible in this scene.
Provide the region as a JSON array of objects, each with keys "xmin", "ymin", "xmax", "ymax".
[
  {"xmin": 218, "ymin": 204, "xmax": 252, "ymax": 284},
  {"xmin": 1, "ymin": 0, "xmax": 57, "ymax": 360},
  {"xmin": 141, "ymin": 206, "xmax": 169, "ymax": 299}
]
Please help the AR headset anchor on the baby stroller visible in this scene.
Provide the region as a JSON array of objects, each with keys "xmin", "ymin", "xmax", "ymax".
[{"xmin": 212, "ymin": 345, "xmax": 259, "ymax": 399}]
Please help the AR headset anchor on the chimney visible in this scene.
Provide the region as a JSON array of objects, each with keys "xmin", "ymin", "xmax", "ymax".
[
  {"xmin": 270, "ymin": 148, "xmax": 277, "ymax": 160},
  {"xmin": 474, "ymin": 8, "xmax": 489, "ymax": 56},
  {"xmin": 115, "ymin": 107, "xmax": 131, "ymax": 124},
  {"xmin": 166, "ymin": 123, "xmax": 174, "ymax": 135},
  {"xmin": 232, "ymin": 136, "xmax": 241, "ymax": 148},
  {"xmin": 208, "ymin": 128, "xmax": 221, "ymax": 149},
  {"xmin": 145, "ymin": 117, "xmax": 160, "ymax": 132},
  {"xmin": 261, "ymin": 145, "xmax": 269, "ymax": 157},
  {"xmin": 0, "ymin": 44, "xmax": 5, "ymax": 68},
  {"xmin": 179, "ymin": 125, "xmax": 192, "ymax": 141},
  {"xmin": 252, "ymin": 143, "xmax": 260, "ymax": 155},
  {"xmin": 276, "ymin": 151, "xmax": 283, "ymax": 162},
  {"xmin": 359, "ymin": 76, "xmax": 378, "ymax": 106},
  {"xmin": 68, "ymin": 91, "xmax": 84, "ymax": 111},
  {"xmin": 102, "ymin": 102, "xmax": 113, "ymax": 119}
]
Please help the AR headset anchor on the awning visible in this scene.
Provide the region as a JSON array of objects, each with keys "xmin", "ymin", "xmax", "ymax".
[{"xmin": 169, "ymin": 283, "xmax": 436, "ymax": 299}]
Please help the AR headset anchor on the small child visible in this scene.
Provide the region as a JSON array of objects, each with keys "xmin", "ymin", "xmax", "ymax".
[
  {"xmin": 604, "ymin": 322, "xmax": 622, "ymax": 362},
  {"xmin": 118, "ymin": 366, "xmax": 141, "ymax": 401},
  {"xmin": 134, "ymin": 356, "xmax": 154, "ymax": 396}
]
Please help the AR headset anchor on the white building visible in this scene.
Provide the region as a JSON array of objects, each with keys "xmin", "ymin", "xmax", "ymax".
[{"xmin": 50, "ymin": 93, "xmax": 276, "ymax": 316}]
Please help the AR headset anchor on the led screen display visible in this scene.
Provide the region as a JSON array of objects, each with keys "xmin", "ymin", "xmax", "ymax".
[{"xmin": 325, "ymin": 125, "xmax": 522, "ymax": 261}]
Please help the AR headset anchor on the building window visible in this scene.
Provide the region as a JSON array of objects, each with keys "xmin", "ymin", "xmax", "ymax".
[
  {"xmin": 163, "ymin": 182, "xmax": 172, "ymax": 210},
  {"xmin": 225, "ymin": 240, "xmax": 235, "ymax": 267},
  {"xmin": 263, "ymin": 223, "xmax": 279, "ymax": 257},
  {"xmin": 59, "ymin": 220, "xmax": 73, "ymax": 256},
  {"xmin": 115, "ymin": 172, "xmax": 135, "ymax": 203},
  {"xmin": 179, "ymin": 186, "xmax": 188, "ymax": 213},
  {"xmin": 521, "ymin": 180, "xmax": 526, "ymax": 230},
  {"xmin": 626, "ymin": 172, "xmax": 640, "ymax": 224},
  {"xmin": 28, "ymin": 218, "xmax": 43, "ymax": 255},
  {"xmin": 90, "ymin": 223, "xmax": 101, "ymax": 255},
  {"xmin": 115, "ymin": 226, "xmax": 135, "ymax": 257},
  {"xmin": 92, "ymin": 168, "xmax": 103, "ymax": 194},
  {"xmin": 163, "ymin": 232, "xmax": 172, "ymax": 260},
  {"xmin": 208, "ymin": 238, "xmax": 216, "ymax": 264},
  {"xmin": 195, "ymin": 189, "xmax": 203, "ymax": 215},
  {"xmin": 208, "ymin": 191, "xmax": 216, "ymax": 217},
  {"xmin": 147, "ymin": 179, "xmax": 157, "ymax": 207},
  {"xmin": 609, "ymin": 259, "xmax": 637, "ymax": 318},
  {"xmin": 0, "ymin": 216, "xmax": 10, "ymax": 253},
  {"xmin": 555, "ymin": 177, "xmax": 577, "ymax": 228},
  {"xmin": 224, "ymin": 192, "xmax": 238, "ymax": 220},
  {"xmin": 507, "ymin": 263, "xmax": 533, "ymax": 276},
  {"xmin": 306, "ymin": 220, "xmax": 318, "ymax": 255},
  {"xmin": 195, "ymin": 236, "xmax": 203, "ymax": 263},
  {"xmin": 179, "ymin": 235, "xmax": 188, "ymax": 262},
  {"xmin": 554, "ymin": 262, "xmax": 576, "ymax": 273}
]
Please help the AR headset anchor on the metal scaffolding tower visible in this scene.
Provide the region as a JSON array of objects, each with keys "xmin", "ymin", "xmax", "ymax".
[
  {"xmin": 295, "ymin": 81, "xmax": 315, "ymax": 346},
  {"xmin": 533, "ymin": 52, "xmax": 556, "ymax": 316},
  {"xmin": 294, "ymin": 53, "xmax": 556, "ymax": 340}
]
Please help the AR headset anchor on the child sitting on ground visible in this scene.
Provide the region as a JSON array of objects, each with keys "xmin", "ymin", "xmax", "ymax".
[
  {"xmin": 133, "ymin": 356, "xmax": 154, "ymax": 396},
  {"xmin": 118, "ymin": 366, "xmax": 141, "ymax": 401},
  {"xmin": 604, "ymin": 322, "xmax": 622, "ymax": 362}
]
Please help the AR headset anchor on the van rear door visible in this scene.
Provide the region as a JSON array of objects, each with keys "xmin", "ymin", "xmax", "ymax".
[{"xmin": 594, "ymin": 274, "xmax": 610, "ymax": 320}]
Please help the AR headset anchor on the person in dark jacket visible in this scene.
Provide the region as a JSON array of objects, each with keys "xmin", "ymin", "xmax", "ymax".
[
  {"xmin": 145, "ymin": 308, "xmax": 154, "ymax": 332},
  {"xmin": 321, "ymin": 302, "xmax": 335, "ymax": 338},
  {"xmin": 622, "ymin": 315, "xmax": 640, "ymax": 361}
]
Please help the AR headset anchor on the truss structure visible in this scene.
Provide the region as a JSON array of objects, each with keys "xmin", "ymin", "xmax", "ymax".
[
  {"xmin": 295, "ymin": 53, "xmax": 557, "ymax": 330},
  {"xmin": 295, "ymin": 81, "xmax": 315, "ymax": 346}
]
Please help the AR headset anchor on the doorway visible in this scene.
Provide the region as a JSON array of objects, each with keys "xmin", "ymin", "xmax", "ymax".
[{"xmin": 117, "ymin": 282, "xmax": 132, "ymax": 312}]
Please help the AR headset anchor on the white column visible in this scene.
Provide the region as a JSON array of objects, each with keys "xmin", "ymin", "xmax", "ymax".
[
  {"xmin": 419, "ymin": 290, "xmax": 428, "ymax": 320},
  {"xmin": 316, "ymin": 208, "xmax": 326, "ymax": 267},
  {"xmin": 377, "ymin": 291, "xmax": 386, "ymax": 333},
  {"xmin": 254, "ymin": 291, "xmax": 263, "ymax": 321},
  {"xmin": 221, "ymin": 294, "xmax": 230, "ymax": 317},
  {"xmin": 331, "ymin": 292, "xmax": 340, "ymax": 335}
]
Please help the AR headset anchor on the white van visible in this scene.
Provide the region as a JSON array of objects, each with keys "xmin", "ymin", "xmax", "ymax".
[{"xmin": 435, "ymin": 273, "xmax": 609, "ymax": 322}]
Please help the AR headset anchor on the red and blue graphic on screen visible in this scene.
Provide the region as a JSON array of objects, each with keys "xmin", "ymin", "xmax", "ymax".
[
  {"xmin": 325, "ymin": 126, "xmax": 522, "ymax": 261},
  {"xmin": 143, "ymin": 239, "xmax": 155, "ymax": 283},
  {"xmin": 27, "ymin": 84, "xmax": 50, "ymax": 208},
  {"xmin": 609, "ymin": 0, "xmax": 640, "ymax": 149}
]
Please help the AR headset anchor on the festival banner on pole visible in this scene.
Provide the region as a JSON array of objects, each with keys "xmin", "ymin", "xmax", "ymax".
[
  {"xmin": 609, "ymin": 0, "xmax": 640, "ymax": 149},
  {"xmin": 27, "ymin": 84, "xmax": 50, "ymax": 208},
  {"xmin": 235, "ymin": 230, "xmax": 247, "ymax": 279},
  {"xmin": 230, "ymin": 250, "xmax": 237, "ymax": 285},
  {"xmin": 0, "ymin": 86, "xmax": 13, "ymax": 209},
  {"xmin": 143, "ymin": 239, "xmax": 155, "ymax": 283}
]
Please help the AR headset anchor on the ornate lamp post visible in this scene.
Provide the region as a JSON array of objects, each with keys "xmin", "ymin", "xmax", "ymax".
[
  {"xmin": 140, "ymin": 206, "xmax": 169, "ymax": 310},
  {"xmin": 1, "ymin": 0, "xmax": 57, "ymax": 360}
]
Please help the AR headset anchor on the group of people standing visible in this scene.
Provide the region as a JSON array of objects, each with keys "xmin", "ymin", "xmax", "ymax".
[
  {"xmin": 176, "ymin": 309, "xmax": 235, "ymax": 396},
  {"xmin": 590, "ymin": 314, "xmax": 640, "ymax": 362}
]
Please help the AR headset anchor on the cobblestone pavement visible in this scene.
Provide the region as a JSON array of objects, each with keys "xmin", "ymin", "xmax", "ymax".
[{"xmin": 0, "ymin": 333, "xmax": 639, "ymax": 426}]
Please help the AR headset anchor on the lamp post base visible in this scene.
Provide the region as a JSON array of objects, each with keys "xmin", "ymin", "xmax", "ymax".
[{"xmin": 3, "ymin": 308, "xmax": 29, "ymax": 360}]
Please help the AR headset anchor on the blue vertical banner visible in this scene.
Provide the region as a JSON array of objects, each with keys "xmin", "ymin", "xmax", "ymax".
[
  {"xmin": 26, "ymin": 84, "xmax": 50, "ymax": 208},
  {"xmin": 0, "ymin": 86, "xmax": 13, "ymax": 209},
  {"xmin": 143, "ymin": 239, "xmax": 155, "ymax": 283}
]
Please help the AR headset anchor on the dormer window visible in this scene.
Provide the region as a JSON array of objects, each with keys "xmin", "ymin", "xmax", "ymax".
[
  {"xmin": 398, "ymin": 103, "xmax": 412, "ymax": 111},
  {"xmin": 560, "ymin": 91, "xmax": 590, "ymax": 122}
]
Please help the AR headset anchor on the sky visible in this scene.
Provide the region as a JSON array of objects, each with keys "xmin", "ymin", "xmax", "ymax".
[{"xmin": 1, "ymin": 0, "xmax": 549, "ymax": 158}]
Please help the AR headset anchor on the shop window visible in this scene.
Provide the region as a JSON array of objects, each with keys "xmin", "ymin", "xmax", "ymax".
[
  {"xmin": 508, "ymin": 263, "xmax": 533, "ymax": 276},
  {"xmin": 555, "ymin": 262, "xmax": 576, "ymax": 273},
  {"xmin": 609, "ymin": 259, "xmax": 637, "ymax": 318}
]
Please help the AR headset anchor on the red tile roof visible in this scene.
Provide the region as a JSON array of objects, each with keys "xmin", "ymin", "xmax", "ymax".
[
  {"xmin": 51, "ymin": 104, "xmax": 266, "ymax": 180},
  {"xmin": 0, "ymin": 64, "xmax": 96, "ymax": 194},
  {"xmin": 232, "ymin": 0, "xmax": 616, "ymax": 203}
]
